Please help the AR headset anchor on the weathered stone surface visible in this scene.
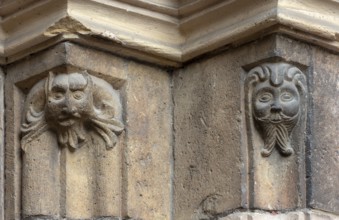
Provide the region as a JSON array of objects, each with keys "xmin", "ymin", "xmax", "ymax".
[
  {"xmin": 0, "ymin": 69, "xmax": 3, "ymax": 220},
  {"xmin": 5, "ymin": 72, "xmax": 23, "ymax": 220},
  {"xmin": 173, "ymin": 57, "xmax": 243, "ymax": 219},
  {"xmin": 308, "ymin": 47, "xmax": 339, "ymax": 214},
  {"xmin": 4, "ymin": 44, "xmax": 171, "ymax": 220},
  {"xmin": 65, "ymin": 43, "xmax": 127, "ymax": 88},
  {"xmin": 3, "ymin": 0, "xmax": 339, "ymax": 67},
  {"xmin": 219, "ymin": 212, "xmax": 249, "ymax": 220},
  {"xmin": 173, "ymin": 35, "xmax": 313, "ymax": 219},
  {"xmin": 248, "ymin": 212, "xmax": 305, "ymax": 220},
  {"xmin": 19, "ymin": 69, "xmax": 124, "ymax": 219},
  {"xmin": 124, "ymin": 61, "xmax": 172, "ymax": 220},
  {"xmin": 22, "ymin": 130, "xmax": 60, "ymax": 218},
  {"xmin": 306, "ymin": 210, "xmax": 339, "ymax": 220},
  {"xmin": 2, "ymin": 32, "xmax": 339, "ymax": 220},
  {"xmin": 173, "ymin": 37, "xmax": 282, "ymax": 219}
]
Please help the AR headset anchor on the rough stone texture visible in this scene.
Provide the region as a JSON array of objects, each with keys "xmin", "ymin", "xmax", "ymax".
[
  {"xmin": 248, "ymin": 212, "xmax": 305, "ymax": 220},
  {"xmin": 4, "ymin": 43, "xmax": 172, "ymax": 220},
  {"xmin": 5, "ymin": 70, "xmax": 24, "ymax": 220},
  {"xmin": 173, "ymin": 57, "xmax": 243, "ymax": 220},
  {"xmin": 173, "ymin": 35, "xmax": 315, "ymax": 219},
  {"xmin": 2, "ymin": 34, "xmax": 339, "ymax": 219},
  {"xmin": 0, "ymin": 69, "xmax": 3, "ymax": 220},
  {"xmin": 20, "ymin": 70, "xmax": 124, "ymax": 219},
  {"xmin": 63, "ymin": 131, "xmax": 123, "ymax": 219},
  {"xmin": 220, "ymin": 212, "xmax": 249, "ymax": 220},
  {"xmin": 305, "ymin": 210, "xmax": 339, "ymax": 220},
  {"xmin": 308, "ymin": 47, "xmax": 339, "ymax": 214},
  {"xmin": 124, "ymin": 61, "xmax": 172, "ymax": 220},
  {"xmin": 173, "ymin": 35, "xmax": 282, "ymax": 219},
  {"xmin": 22, "ymin": 130, "xmax": 60, "ymax": 218}
]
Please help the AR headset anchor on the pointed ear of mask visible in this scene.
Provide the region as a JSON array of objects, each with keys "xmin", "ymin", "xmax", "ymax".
[
  {"xmin": 286, "ymin": 66, "xmax": 306, "ymax": 95},
  {"xmin": 80, "ymin": 70, "xmax": 93, "ymax": 90},
  {"xmin": 45, "ymin": 71, "xmax": 55, "ymax": 96}
]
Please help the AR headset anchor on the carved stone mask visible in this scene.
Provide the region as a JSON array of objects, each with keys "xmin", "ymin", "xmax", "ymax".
[
  {"xmin": 253, "ymin": 79, "xmax": 300, "ymax": 122},
  {"xmin": 21, "ymin": 70, "xmax": 124, "ymax": 151},
  {"xmin": 45, "ymin": 72, "xmax": 94, "ymax": 128},
  {"xmin": 247, "ymin": 63, "xmax": 305, "ymax": 157}
]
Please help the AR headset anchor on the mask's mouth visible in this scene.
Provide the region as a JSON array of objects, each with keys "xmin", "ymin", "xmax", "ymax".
[
  {"xmin": 60, "ymin": 120, "xmax": 75, "ymax": 126},
  {"xmin": 269, "ymin": 113, "xmax": 282, "ymax": 123},
  {"xmin": 57, "ymin": 114, "xmax": 79, "ymax": 126}
]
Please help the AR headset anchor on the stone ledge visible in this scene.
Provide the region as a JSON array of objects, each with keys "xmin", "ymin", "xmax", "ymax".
[{"xmin": 1, "ymin": 0, "xmax": 339, "ymax": 66}]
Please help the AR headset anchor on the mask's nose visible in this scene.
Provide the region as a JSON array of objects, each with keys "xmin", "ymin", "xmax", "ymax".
[
  {"xmin": 271, "ymin": 101, "xmax": 282, "ymax": 112},
  {"xmin": 61, "ymin": 97, "xmax": 76, "ymax": 115}
]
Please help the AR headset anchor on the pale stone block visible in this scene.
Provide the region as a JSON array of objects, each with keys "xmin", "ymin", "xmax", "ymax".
[
  {"xmin": 173, "ymin": 57, "xmax": 243, "ymax": 219},
  {"xmin": 219, "ymin": 211, "xmax": 306, "ymax": 220},
  {"xmin": 248, "ymin": 212, "xmax": 305, "ymax": 220},
  {"xmin": 173, "ymin": 35, "xmax": 310, "ymax": 219},
  {"xmin": 307, "ymin": 211, "xmax": 339, "ymax": 220},
  {"xmin": 20, "ymin": 71, "xmax": 124, "ymax": 219},
  {"xmin": 0, "ymin": 69, "xmax": 4, "ymax": 220},
  {"xmin": 22, "ymin": 131, "xmax": 61, "ymax": 217},
  {"xmin": 124, "ymin": 61, "xmax": 172, "ymax": 220},
  {"xmin": 219, "ymin": 212, "xmax": 249, "ymax": 220},
  {"xmin": 5, "ymin": 42, "xmax": 173, "ymax": 220},
  {"xmin": 4, "ymin": 74, "xmax": 24, "ymax": 220},
  {"xmin": 308, "ymin": 48, "xmax": 339, "ymax": 214},
  {"xmin": 5, "ymin": 44, "xmax": 127, "ymax": 219},
  {"xmin": 220, "ymin": 211, "xmax": 339, "ymax": 220}
]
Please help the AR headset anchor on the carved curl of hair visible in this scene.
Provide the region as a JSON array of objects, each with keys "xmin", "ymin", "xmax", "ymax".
[{"xmin": 246, "ymin": 63, "xmax": 306, "ymax": 94}]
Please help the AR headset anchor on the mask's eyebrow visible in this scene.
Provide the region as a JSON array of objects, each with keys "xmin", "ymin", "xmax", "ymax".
[
  {"xmin": 69, "ymin": 75, "xmax": 87, "ymax": 90},
  {"xmin": 69, "ymin": 82, "xmax": 87, "ymax": 90},
  {"xmin": 254, "ymin": 84, "xmax": 275, "ymax": 95},
  {"xmin": 51, "ymin": 82, "xmax": 68, "ymax": 92}
]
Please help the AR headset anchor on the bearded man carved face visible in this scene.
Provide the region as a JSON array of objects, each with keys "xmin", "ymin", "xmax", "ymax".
[
  {"xmin": 21, "ymin": 70, "xmax": 124, "ymax": 151},
  {"xmin": 44, "ymin": 72, "xmax": 94, "ymax": 148},
  {"xmin": 247, "ymin": 63, "xmax": 306, "ymax": 157},
  {"xmin": 46, "ymin": 73, "xmax": 93, "ymax": 127}
]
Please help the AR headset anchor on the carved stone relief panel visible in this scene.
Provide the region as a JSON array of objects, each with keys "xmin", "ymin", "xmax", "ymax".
[
  {"xmin": 21, "ymin": 71, "xmax": 124, "ymax": 150},
  {"xmin": 4, "ymin": 43, "xmax": 173, "ymax": 220},
  {"xmin": 247, "ymin": 63, "xmax": 306, "ymax": 157},
  {"xmin": 20, "ymin": 70, "xmax": 124, "ymax": 219},
  {"xmin": 244, "ymin": 62, "xmax": 307, "ymax": 210}
]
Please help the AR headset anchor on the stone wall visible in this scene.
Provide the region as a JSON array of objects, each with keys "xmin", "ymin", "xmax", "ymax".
[
  {"xmin": 4, "ymin": 43, "xmax": 172, "ymax": 220},
  {"xmin": 172, "ymin": 34, "xmax": 338, "ymax": 219},
  {"xmin": 2, "ymin": 34, "xmax": 337, "ymax": 220},
  {"xmin": 0, "ymin": 1, "xmax": 338, "ymax": 219}
]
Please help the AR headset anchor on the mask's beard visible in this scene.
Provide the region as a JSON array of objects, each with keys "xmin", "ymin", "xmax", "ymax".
[
  {"xmin": 255, "ymin": 111, "xmax": 299, "ymax": 157},
  {"xmin": 56, "ymin": 115, "xmax": 124, "ymax": 150},
  {"xmin": 57, "ymin": 122, "xmax": 86, "ymax": 149}
]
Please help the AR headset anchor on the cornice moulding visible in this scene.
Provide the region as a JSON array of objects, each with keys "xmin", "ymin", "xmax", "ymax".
[{"xmin": 1, "ymin": 0, "xmax": 339, "ymax": 67}]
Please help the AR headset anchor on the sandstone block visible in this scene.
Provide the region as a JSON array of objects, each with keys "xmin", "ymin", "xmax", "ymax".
[{"xmin": 308, "ymin": 48, "xmax": 339, "ymax": 214}]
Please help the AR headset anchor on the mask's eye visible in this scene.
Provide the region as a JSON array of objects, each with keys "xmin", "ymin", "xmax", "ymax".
[
  {"xmin": 51, "ymin": 92, "xmax": 64, "ymax": 100},
  {"xmin": 258, "ymin": 93, "xmax": 272, "ymax": 103},
  {"xmin": 281, "ymin": 92, "xmax": 293, "ymax": 102},
  {"xmin": 73, "ymin": 91, "xmax": 85, "ymax": 100}
]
